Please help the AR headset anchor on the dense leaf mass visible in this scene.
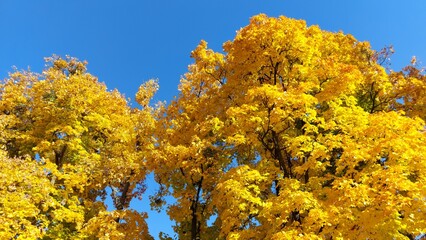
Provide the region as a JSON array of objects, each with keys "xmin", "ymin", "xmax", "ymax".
[
  {"xmin": 0, "ymin": 56, "xmax": 155, "ymax": 239},
  {"xmin": 153, "ymin": 14, "xmax": 426, "ymax": 240},
  {"xmin": 1, "ymin": 14, "xmax": 425, "ymax": 239}
]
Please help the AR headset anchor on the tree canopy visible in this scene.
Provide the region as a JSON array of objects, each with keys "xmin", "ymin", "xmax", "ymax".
[
  {"xmin": 1, "ymin": 14, "xmax": 425, "ymax": 239},
  {"xmin": 0, "ymin": 56, "xmax": 156, "ymax": 239}
]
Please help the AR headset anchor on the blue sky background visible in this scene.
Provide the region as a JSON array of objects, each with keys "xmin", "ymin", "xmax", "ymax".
[{"xmin": 1, "ymin": 1, "xmax": 425, "ymax": 238}]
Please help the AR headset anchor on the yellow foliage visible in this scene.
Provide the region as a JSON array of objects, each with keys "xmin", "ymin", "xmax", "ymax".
[
  {"xmin": 0, "ymin": 56, "xmax": 156, "ymax": 239},
  {"xmin": 1, "ymin": 14, "xmax": 426, "ymax": 240},
  {"xmin": 154, "ymin": 14, "xmax": 426, "ymax": 239}
]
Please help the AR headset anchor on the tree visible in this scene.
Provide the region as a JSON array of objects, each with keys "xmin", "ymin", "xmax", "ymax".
[
  {"xmin": 148, "ymin": 40, "xmax": 227, "ymax": 240},
  {"xmin": 0, "ymin": 56, "xmax": 156, "ymax": 239},
  {"xmin": 1, "ymin": 14, "xmax": 425, "ymax": 240},
  {"xmin": 156, "ymin": 14, "xmax": 426, "ymax": 239}
]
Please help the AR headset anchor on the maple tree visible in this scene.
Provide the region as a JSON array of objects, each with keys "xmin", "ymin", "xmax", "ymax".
[
  {"xmin": 1, "ymin": 14, "xmax": 426, "ymax": 240},
  {"xmin": 153, "ymin": 14, "xmax": 426, "ymax": 239},
  {"xmin": 0, "ymin": 56, "xmax": 156, "ymax": 239}
]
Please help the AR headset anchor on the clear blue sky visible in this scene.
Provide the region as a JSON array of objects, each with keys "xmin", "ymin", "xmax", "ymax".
[{"xmin": 1, "ymin": 1, "xmax": 425, "ymax": 238}]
